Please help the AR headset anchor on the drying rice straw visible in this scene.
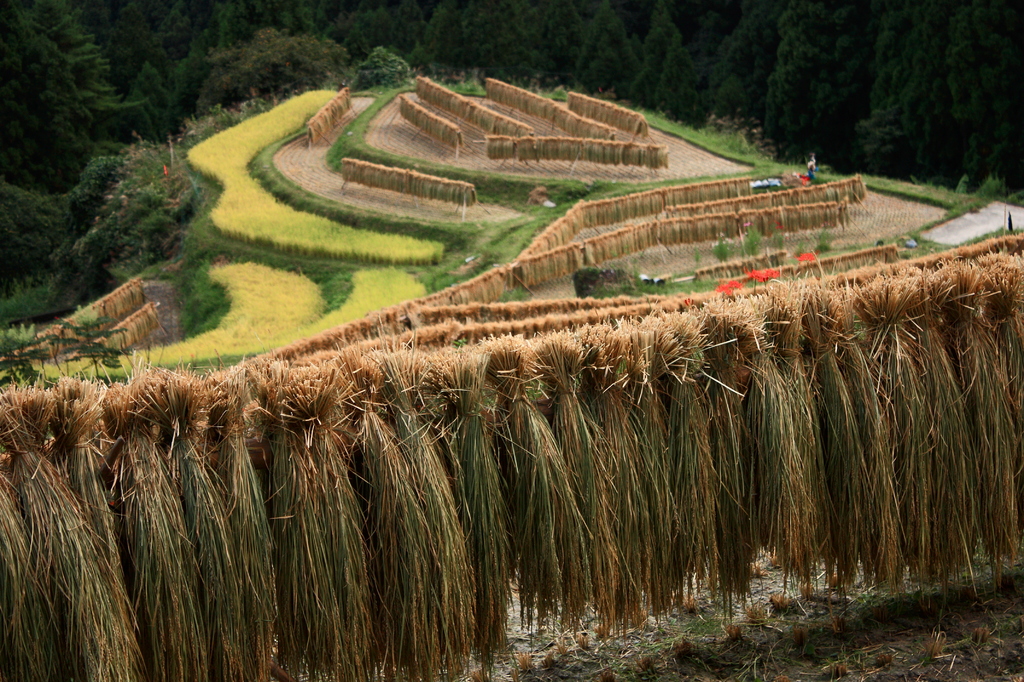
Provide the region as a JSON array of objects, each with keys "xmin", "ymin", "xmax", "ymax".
[{"xmin": 425, "ymin": 350, "xmax": 510, "ymax": 663}]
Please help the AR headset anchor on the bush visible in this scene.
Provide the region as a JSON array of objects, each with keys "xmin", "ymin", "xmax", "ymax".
[
  {"xmin": 353, "ymin": 47, "xmax": 411, "ymax": 90},
  {"xmin": 0, "ymin": 180, "xmax": 69, "ymax": 293},
  {"xmin": 978, "ymin": 174, "xmax": 1008, "ymax": 199},
  {"xmin": 713, "ymin": 237, "xmax": 733, "ymax": 262},
  {"xmin": 742, "ymin": 227, "xmax": 763, "ymax": 257},
  {"xmin": 197, "ymin": 29, "xmax": 349, "ymax": 112}
]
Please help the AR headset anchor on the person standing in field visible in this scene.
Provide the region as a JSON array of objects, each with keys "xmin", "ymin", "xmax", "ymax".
[{"xmin": 807, "ymin": 153, "xmax": 817, "ymax": 181}]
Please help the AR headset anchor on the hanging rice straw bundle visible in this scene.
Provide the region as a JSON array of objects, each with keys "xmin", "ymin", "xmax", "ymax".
[
  {"xmin": 425, "ymin": 351, "xmax": 509, "ymax": 663},
  {"xmin": 855, "ymin": 274, "xmax": 973, "ymax": 583},
  {"xmin": 514, "ymin": 242, "xmax": 584, "ymax": 288},
  {"xmin": 109, "ymin": 302, "xmax": 159, "ymax": 348},
  {"xmin": 143, "ymin": 372, "xmax": 243, "ymax": 682},
  {"xmin": 694, "ymin": 251, "xmax": 789, "ymax": 281},
  {"xmin": 576, "ymin": 326, "xmax": 651, "ymax": 626},
  {"xmin": 103, "ymin": 379, "xmax": 207, "ymax": 682},
  {"xmin": 399, "ymin": 94, "xmax": 463, "ymax": 149},
  {"xmin": 307, "ymin": 87, "xmax": 351, "ymax": 145},
  {"xmin": 567, "ymin": 91, "xmax": 650, "ymax": 137},
  {"xmin": 416, "ymin": 77, "xmax": 533, "ymax": 136},
  {"xmin": 342, "ymin": 158, "xmax": 477, "ymax": 206},
  {"xmin": 47, "ymin": 379, "xmax": 120, "ymax": 569},
  {"xmin": 364, "ymin": 351, "xmax": 473, "ymax": 679},
  {"xmin": 483, "ymin": 78, "xmax": 618, "ymax": 139},
  {"xmin": 251, "ymin": 361, "xmax": 369, "ymax": 679},
  {"xmin": 976, "ymin": 255, "xmax": 1024, "ymax": 531},
  {"xmin": 746, "ymin": 288, "xmax": 822, "ymax": 584},
  {"xmin": 0, "ymin": 455, "xmax": 45, "ymax": 682},
  {"xmin": 621, "ymin": 321, "xmax": 682, "ymax": 613},
  {"xmin": 930, "ymin": 263, "xmax": 1017, "ymax": 576},
  {"xmin": 654, "ymin": 314, "xmax": 718, "ymax": 596},
  {"xmin": 89, "ymin": 278, "xmax": 146, "ymax": 322},
  {"xmin": 485, "ymin": 337, "xmax": 589, "ymax": 627},
  {"xmin": 0, "ymin": 387, "xmax": 143, "ymax": 682},
  {"xmin": 698, "ymin": 300, "xmax": 762, "ymax": 602},
  {"xmin": 205, "ymin": 370, "xmax": 276, "ymax": 682},
  {"xmin": 801, "ymin": 287, "xmax": 898, "ymax": 588},
  {"xmin": 486, "ymin": 136, "xmax": 667, "ymax": 168},
  {"xmin": 535, "ymin": 333, "xmax": 618, "ymax": 623}
]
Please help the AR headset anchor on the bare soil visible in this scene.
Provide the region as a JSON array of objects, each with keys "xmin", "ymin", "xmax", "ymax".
[
  {"xmin": 274, "ymin": 97, "xmax": 522, "ymax": 224},
  {"xmin": 363, "ymin": 95, "xmax": 750, "ymax": 184},
  {"xmin": 527, "ymin": 192, "xmax": 946, "ymax": 300},
  {"xmin": 495, "ymin": 561, "xmax": 1024, "ymax": 682}
]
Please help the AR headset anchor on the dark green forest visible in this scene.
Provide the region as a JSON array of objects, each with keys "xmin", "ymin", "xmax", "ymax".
[{"xmin": 1, "ymin": 0, "xmax": 1021, "ymax": 304}]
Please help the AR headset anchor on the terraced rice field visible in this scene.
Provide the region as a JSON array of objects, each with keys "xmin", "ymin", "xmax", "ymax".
[
  {"xmin": 528, "ymin": 191, "xmax": 946, "ymax": 299},
  {"xmin": 364, "ymin": 94, "xmax": 749, "ymax": 183},
  {"xmin": 274, "ymin": 97, "xmax": 522, "ymax": 224}
]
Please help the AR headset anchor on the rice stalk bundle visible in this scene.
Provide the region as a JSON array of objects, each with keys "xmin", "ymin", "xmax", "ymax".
[
  {"xmin": 736, "ymin": 202, "xmax": 846, "ymax": 235},
  {"xmin": 416, "ymin": 77, "xmax": 533, "ymax": 137},
  {"xmin": 698, "ymin": 300, "xmax": 762, "ymax": 602},
  {"xmin": 567, "ymin": 91, "xmax": 650, "ymax": 137},
  {"xmin": 109, "ymin": 301, "xmax": 159, "ymax": 348},
  {"xmin": 514, "ymin": 243, "xmax": 584, "ymax": 288},
  {"xmin": 362, "ymin": 351, "xmax": 473, "ymax": 679},
  {"xmin": 855, "ymin": 275, "xmax": 973, "ymax": 583},
  {"xmin": 417, "ymin": 266, "xmax": 511, "ymax": 307},
  {"xmin": 486, "ymin": 136, "xmax": 666, "ymax": 168},
  {"xmin": 655, "ymin": 314, "xmax": 718, "ymax": 596},
  {"xmin": 204, "ymin": 370, "xmax": 276, "ymax": 682},
  {"xmin": 251, "ymin": 362, "xmax": 369, "ymax": 680},
  {"xmin": 90, "ymin": 278, "xmax": 146, "ymax": 322},
  {"xmin": 930, "ymin": 263, "xmax": 1017, "ymax": 575},
  {"xmin": 103, "ymin": 379, "xmax": 207, "ymax": 682},
  {"xmin": 342, "ymin": 158, "xmax": 477, "ymax": 206},
  {"xmin": 484, "ymin": 78, "xmax": 618, "ymax": 139},
  {"xmin": 801, "ymin": 287, "xmax": 899, "ymax": 588},
  {"xmin": 485, "ymin": 337, "xmax": 589, "ymax": 627},
  {"xmin": 535, "ymin": 333, "xmax": 619, "ymax": 623},
  {"xmin": 307, "ymin": 87, "xmax": 351, "ymax": 145},
  {"xmin": 1, "ymin": 387, "xmax": 142, "ymax": 682},
  {"xmin": 399, "ymin": 94, "xmax": 464, "ymax": 149},
  {"xmin": 622, "ymin": 322, "xmax": 683, "ymax": 613},
  {"xmin": 976, "ymin": 255, "xmax": 1024, "ymax": 531},
  {"xmin": 665, "ymin": 193, "xmax": 777, "ymax": 218},
  {"xmin": 745, "ymin": 290, "xmax": 823, "ymax": 584},
  {"xmin": 47, "ymin": 378, "xmax": 121, "ymax": 569},
  {"xmin": 576, "ymin": 327, "xmax": 655, "ymax": 625},
  {"xmin": 518, "ymin": 178, "xmax": 751, "ymax": 259},
  {"xmin": 694, "ymin": 251, "xmax": 788, "ymax": 281},
  {"xmin": 425, "ymin": 351, "xmax": 510, "ymax": 663},
  {"xmin": 142, "ymin": 372, "xmax": 243, "ymax": 682},
  {"xmin": 583, "ymin": 219, "xmax": 660, "ymax": 264},
  {"xmin": 0, "ymin": 459, "xmax": 43, "ymax": 682}
]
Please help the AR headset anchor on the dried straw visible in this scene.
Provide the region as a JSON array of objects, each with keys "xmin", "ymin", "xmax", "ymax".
[
  {"xmin": 342, "ymin": 158, "xmax": 476, "ymax": 206},
  {"xmin": 566, "ymin": 92, "xmax": 649, "ymax": 137}
]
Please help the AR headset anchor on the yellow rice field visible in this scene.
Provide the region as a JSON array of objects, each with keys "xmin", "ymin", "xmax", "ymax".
[
  {"xmin": 188, "ymin": 91, "xmax": 443, "ymax": 264},
  {"xmin": 294, "ymin": 268, "xmax": 426, "ymax": 338}
]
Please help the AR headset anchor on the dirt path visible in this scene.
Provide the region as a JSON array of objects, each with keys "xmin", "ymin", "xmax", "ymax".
[
  {"xmin": 364, "ymin": 94, "xmax": 750, "ymax": 184},
  {"xmin": 274, "ymin": 97, "xmax": 522, "ymax": 224},
  {"xmin": 528, "ymin": 192, "xmax": 946, "ymax": 300},
  {"xmin": 923, "ymin": 201, "xmax": 1021, "ymax": 245},
  {"xmin": 140, "ymin": 280, "xmax": 182, "ymax": 348}
]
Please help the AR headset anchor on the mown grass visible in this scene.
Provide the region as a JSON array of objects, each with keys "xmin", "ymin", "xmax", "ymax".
[{"xmin": 187, "ymin": 91, "xmax": 443, "ymax": 264}]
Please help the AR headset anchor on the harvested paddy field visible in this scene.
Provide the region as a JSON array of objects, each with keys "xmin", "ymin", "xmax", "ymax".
[
  {"xmin": 364, "ymin": 94, "xmax": 750, "ymax": 183},
  {"xmin": 274, "ymin": 97, "xmax": 522, "ymax": 224},
  {"xmin": 527, "ymin": 191, "xmax": 946, "ymax": 299}
]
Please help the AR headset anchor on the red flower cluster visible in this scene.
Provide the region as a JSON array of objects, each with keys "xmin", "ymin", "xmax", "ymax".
[
  {"xmin": 715, "ymin": 280, "xmax": 743, "ymax": 294},
  {"xmin": 746, "ymin": 268, "xmax": 781, "ymax": 283},
  {"xmin": 797, "ymin": 252, "xmax": 817, "ymax": 262}
]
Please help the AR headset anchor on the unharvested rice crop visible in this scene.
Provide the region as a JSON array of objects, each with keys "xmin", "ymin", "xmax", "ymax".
[
  {"xmin": 306, "ymin": 86, "xmax": 351, "ymax": 145},
  {"xmin": 415, "ymin": 77, "xmax": 533, "ymax": 137},
  {"xmin": 7, "ymin": 247, "xmax": 1024, "ymax": 682},
  {"xmin": 149, "ymin": 263, "xmax": 324, "ymax": 363},
  {"xmin": 484, "ymin": 78, "xmax": 619, "ymax": 140},
  {"xmin": 342, "ymin": 158, "xmax": 476, "ymax": 206},
  {"xmin": 187, "ymin": 91, "xmax": 442, "ymax": 264},
  {"xmin": 294, "ymin": 269, "xmax": 426, "ymax": 338},
  {"xmin": 486, "ymin": 136, "xmax": 667, "ymax": 169},
  {"xmin": 566, "ymin": 91, "xmax": 650, "ymax": 137},
  {"xmin": 398, "ymin": 94, "xmax": 464, "ymax": 149}
]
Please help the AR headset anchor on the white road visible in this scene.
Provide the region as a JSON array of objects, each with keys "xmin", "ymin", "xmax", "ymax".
[{"xmin": 923, "ymin": 201, "xmax": 1022, "ymax": 245}]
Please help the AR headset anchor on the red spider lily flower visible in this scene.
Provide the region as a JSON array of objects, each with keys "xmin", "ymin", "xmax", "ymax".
[
  {"xmin": 683, "ymin": 297, "xmax": 693, "ymax": 306},
  {"xmin": 747, "ymin": 268, "xmax": 780, "ymax": 283},
  {"xmin": 797, "ymin": 252, "xmax": 817, "ymax": 262},
  {"xmin": 715, "ymin": 280, "xmax": 743, "ymax": 294}
]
